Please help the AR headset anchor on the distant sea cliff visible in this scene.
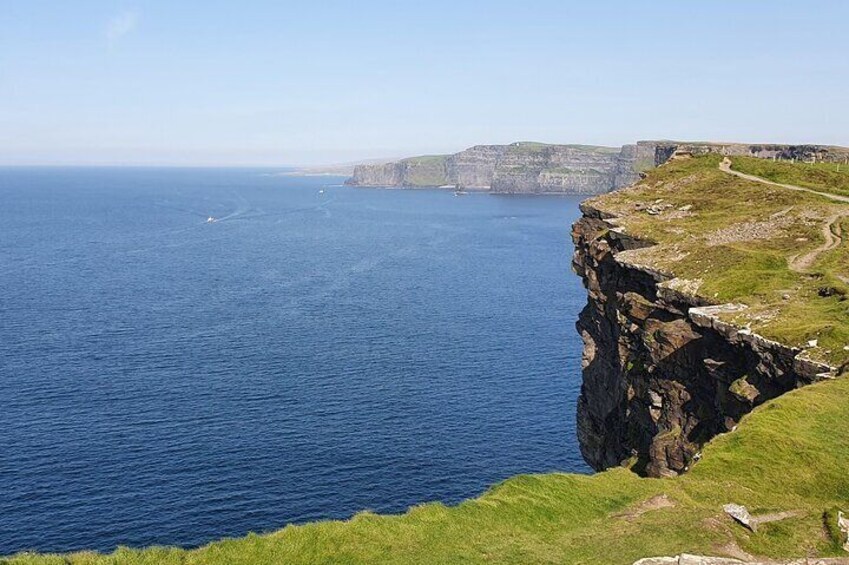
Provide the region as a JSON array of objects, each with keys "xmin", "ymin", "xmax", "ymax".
[
  {"xmin": 346, "ymin": 142, "xmax": 642, "ymax": 195},
  {"xmin": 345, "ymin": 141, "xmax": 849, "ymax": 195}
]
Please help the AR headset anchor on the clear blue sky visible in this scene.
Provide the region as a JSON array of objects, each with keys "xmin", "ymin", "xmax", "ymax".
[{"xmin": 2, "ymin": 1, "xmax": 848, "ymax": 166}]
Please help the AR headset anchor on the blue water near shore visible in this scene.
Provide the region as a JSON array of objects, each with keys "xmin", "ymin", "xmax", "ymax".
[{"xmin": 0, "ymin": 168, "xmax": 590, "ymax": 554}]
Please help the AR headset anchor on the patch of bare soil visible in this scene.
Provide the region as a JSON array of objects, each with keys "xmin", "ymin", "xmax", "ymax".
[
  {"xmin": 789, "ymin": 213, "xmax": 845, "ymax": 272},
  {"xmin": 705, "ymin": 217, "xmax": 794, "ymax": 246},
  {"xmin": 613, "ymin": 494, "xmax": 676, "ymax": 521}
]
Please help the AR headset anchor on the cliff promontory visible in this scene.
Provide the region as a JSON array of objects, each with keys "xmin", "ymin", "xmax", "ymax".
[
  {"xmin": 572, "ymin": 150, "xmax": 849, "ymax": 477},
  {"xmin": 346, "ymin": 142, "xmax": 641, "ymax": 194}
]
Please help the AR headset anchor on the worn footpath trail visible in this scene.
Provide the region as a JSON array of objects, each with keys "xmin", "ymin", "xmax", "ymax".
[
  {"xmin": 719, "ymin": 157, "xmax": 847, "ymax": 272},
  {"xmin": 718, "ymin": 157, "xmax": 849, "ymax": 204}
]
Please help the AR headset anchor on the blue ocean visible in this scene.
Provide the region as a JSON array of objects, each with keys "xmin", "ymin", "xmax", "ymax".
[{"xmin": 0, "ymin": 168, "xmax": 589, "ymax": 554}]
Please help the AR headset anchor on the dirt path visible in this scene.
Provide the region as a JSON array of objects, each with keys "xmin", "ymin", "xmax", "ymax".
[
  {"xmin": 719, "ymin": 157, "xmax": 847, "ymax": 272},
  {"xmin": 719, "ymin": 157, "xmax": 849, "ymax": 204},
  {"xmin": 790, "ymin": 213, "xmax": 843, "ymax": 272}
]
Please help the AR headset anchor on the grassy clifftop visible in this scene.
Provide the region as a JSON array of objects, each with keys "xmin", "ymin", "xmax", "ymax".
[
  {"xmin": 733, "ymin": 156, "xmax": 849, "ymax": 198},
  {"xmin": 399, "ymin": 154, "xmax": 451, "ymax": 186},
  {"xmin": 586, "ymin": 154, "xmax": 849, "ymax": 368}
]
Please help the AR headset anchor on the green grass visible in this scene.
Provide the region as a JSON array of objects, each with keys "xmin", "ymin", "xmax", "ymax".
[
  {"xmin": 7, "ymin": 376, "xmax": 848, "ymax": 564},
  {"xmin": 510, "ymin": 141, "xmax": 552, "ymax": 150},
  {"xmin": 506, "ymin": 142, "xmax": 619, "ymax": 155},
  {"xmin": 402, "ymin": 155, "xmax": 449, "ymax": 165},
  {"xmin": 732, "ymin": 156, "xmax": 849, "ymax": 197},
  {"xmin": 586, "ymin": 154, "xmax": 849, "ymax": 366},
  {"xmin": 399, "ymin": 155, "xmax": 450, "ymax": 186}
]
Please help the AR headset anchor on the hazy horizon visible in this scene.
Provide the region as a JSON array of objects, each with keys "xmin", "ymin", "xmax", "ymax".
[{"xmin": 3, "ymin": 1, "xmax": 848, "ymax": 167}]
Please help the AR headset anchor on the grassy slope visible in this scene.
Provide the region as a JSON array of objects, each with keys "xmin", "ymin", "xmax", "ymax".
[
  {"xmin": 7, "ymin": 376, "xmax": 848, "ymax": 565},
  {"xmin": 399, "ymin": 155, "xmax": 451, "ymax": 186},
  {"xmin": 587, "ymin": 155, "xmax": 849, "ymax": 367},
  {"xmin": 732, "ymin": 156, "xmax": 849, "ymax": 198},
  {"xmin": 507, "ymin": 142, "xmax": 619, "ymax": 154}
]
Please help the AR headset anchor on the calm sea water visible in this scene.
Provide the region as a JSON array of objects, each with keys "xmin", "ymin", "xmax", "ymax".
[{"xmin": 0, "ymin": 167, "xmax": 589, "ymax": 554}]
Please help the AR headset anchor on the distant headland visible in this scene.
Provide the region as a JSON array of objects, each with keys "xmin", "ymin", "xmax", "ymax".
[{"xmin": 344, "ymin": 141, "xmax": 849, "ymax": 195}]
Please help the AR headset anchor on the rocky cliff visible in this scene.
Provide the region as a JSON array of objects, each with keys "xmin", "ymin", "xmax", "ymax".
[
  {"xmin": 570, "ymin": 152, "xmax": 845, "ymax": 478},
  {"xmin": 347, "ymin": 140, "xmax": 849, "ymax": 195},
  {"xmin": 571, "ymin": 209, "xmax": 832, "ymax": 476},
  {"xmin": 346, "ymin": 142, "xmax": 641, "ymax": 194},
  {"xmin": 634, "ymin": 141, "xmax": 849, "ymax": 170}
]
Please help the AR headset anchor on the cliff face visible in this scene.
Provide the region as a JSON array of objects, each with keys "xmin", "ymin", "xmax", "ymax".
[
  {"xmin": 571, "ymin": 205, "xmax": 835, "ymax": 477},
  {"xmin": 345, "ymin": 158, "xmax": 451, "ymax": 188},
  {"xmin": 490, "ymin": 144, "xmax": 641, "ymax": 194},
  {"xmin": 347, "ymin": 142, "xmax": 641, "ymax": 195},
  {"xmin": 347, "ymin": 162, "xmax": 407, "ymax": 186},
  {"xmin": 635, "ymin": 141, "xmax": 849, "ymax": 169},
  {"xmin": 446, "ymin": 144, "xmax": 504, "ymax": 189},
  {"xmin": 347, "ymin": 140, "xmax": 849, "ymax": 195}
]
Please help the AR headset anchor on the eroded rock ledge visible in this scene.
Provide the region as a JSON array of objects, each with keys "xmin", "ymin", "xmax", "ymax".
[{"xmin": 571, "ymin": 204, "xmax": 836, "ymax": 477}]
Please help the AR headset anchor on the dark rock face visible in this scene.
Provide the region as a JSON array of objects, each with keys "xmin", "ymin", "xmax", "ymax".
[
  {"xmin": 347, "ymin": 142, "xmax": 641, "ymax": 195},
  {"xmin": 571, "ymin": 206, "xmax": 830, "ymax": 477}
]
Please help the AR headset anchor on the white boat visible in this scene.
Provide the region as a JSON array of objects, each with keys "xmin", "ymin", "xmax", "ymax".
[{"xmin": 206, "ymin": 216, "xmax": 216, "ymax": 223}]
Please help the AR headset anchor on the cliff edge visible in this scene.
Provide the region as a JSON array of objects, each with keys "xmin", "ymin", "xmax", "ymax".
[{"xmin": 572, "ymin": 149, "xmax": 849, "ymax": 477}]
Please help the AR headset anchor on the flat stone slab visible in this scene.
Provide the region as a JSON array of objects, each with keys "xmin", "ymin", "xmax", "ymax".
[{"xmin": 724, "ymin": 503, "xmax": 757, "ymax": 531}]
